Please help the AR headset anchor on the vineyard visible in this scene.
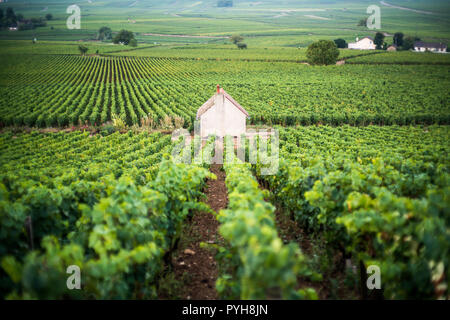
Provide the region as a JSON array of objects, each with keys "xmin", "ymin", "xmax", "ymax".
[
  {"xmin": 346, "ymin": 51, "xmax": 450, "ymax": 65},
  {"xmin": 0, "ymin": 131, "xmax": 215, "ymax": 299},
  {"xmin": 0, "ymin": 0, "xmax": 449, "ymax": 300},
  {"xmin": 110, "ymin": 44, "xmax": 376, "ymax": 62},
  {"xmin": 1, "ymin": 54, "xmax": 449, "ymax": 129},
  {"xmin": 0, "ymin": 124, "xmax": 448, "ymax": 300},
  {"xmin": 254, "ymin": 125, "xmax": 449, "ymax": 299}
]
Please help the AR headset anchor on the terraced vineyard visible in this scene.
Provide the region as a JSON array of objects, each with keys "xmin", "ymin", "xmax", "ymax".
[{"xmin": 1, "ymin": 54, "xmax": 449, "ymax": 128}]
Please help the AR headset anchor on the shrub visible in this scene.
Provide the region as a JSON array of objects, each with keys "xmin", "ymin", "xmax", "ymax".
[
  {"xmin": 111, "ymin": 113, "xmax": 127, "ymax": 131},
  {"xmin": 306, "ymin": 40, "xmax": 339, "ymax": 65}
]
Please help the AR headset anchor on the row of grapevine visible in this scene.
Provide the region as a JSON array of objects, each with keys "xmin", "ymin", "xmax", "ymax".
[
  {"xmin": 253, "ymin": 125, "xmax": 449, "ymax": 299},
  {"xmin": 215, "ymin": 144, "xmax": 319, "ymax": 299},
  {"xmin": 1, "ymin": 55, "xmax": 449, "ymax": 128},
  {"xmin": 0, "ymin": 56, "xmax": 204, "ymax": 128},
  {"xmin": 0, "ymin": 131, "xmax": 212, "ymax": 299}
]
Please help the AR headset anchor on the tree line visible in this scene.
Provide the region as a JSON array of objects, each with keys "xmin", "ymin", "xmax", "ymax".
[
  {"xmin": 0, "ymin": 7, "xmax": 51, "ymax": 31},
  {"xmin": 333, "ymin": 32, "xmax": 425, "ymax": 51},
  {"xmin": 78, "ymin": 27, "xmax": 138, "ymax": 55}
]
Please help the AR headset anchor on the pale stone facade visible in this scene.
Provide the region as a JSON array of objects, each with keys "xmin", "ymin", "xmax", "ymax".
[
  {"xmin": 197, "ymin": 86, "xmax": 249, "ymax": 139},
  {"xmin": 348, "ymin": 37, "xmax": 376, "ymax": 50},
  {"xmin": 414, "ymin": 42, "xmax": 447, "ymax": 53}
]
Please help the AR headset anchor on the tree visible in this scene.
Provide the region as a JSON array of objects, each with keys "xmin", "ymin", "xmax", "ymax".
[
  {"xmin": 374, "ymin": 32, "xmax": 385, "ymax": 49},
  {"xmin": 230, "ymin": 34, "xmax": 243, "ymax": 45},
  {"xmin": 97, "ymin": 26, "xmax": 112, "ymax": 41},
  {"xmin": 357, "ymin": 18, "xmax": 367, "ymax": 27},
  {"xmin": 78, "ymin": 45, "xmax": 88, "ymax": 55},
  {"xmin": 0, "ymin": 9, "xmax": 4, "ymax": 28},
  {"xmin": 334, "ymin": 38, "xmax": 347, "ymax": 49},
  {"xmin": 16, "ymin": 13, "xmax": 24, "ymax": 22},
  {"xmin": 393, "ymin": 32, "xmax": 404, "ymax": 47},
  {"xmin": 306, "ymin": 40, "xmax": 340, "ymax": 66},
  {"xmin": 45, "ymin": 13, "xmax": 53, "ymax": 21},
  {"xmin": 6, "ymin": 7, "xmax": 17, "ymax": 27},
  {"xmin": 129, "ymin": 39, "xmax": 138, "ymax": 47},
  {"xmin": 402, "ymin": 36, "xmax": 417, "ymax": 50},
  {"xmin": 237, "ymin": 43, "xmax": 247, "ymax": 49},
  {"xmin": 113, "ymin": 29, "xmax": 135, "ymax": 45}
]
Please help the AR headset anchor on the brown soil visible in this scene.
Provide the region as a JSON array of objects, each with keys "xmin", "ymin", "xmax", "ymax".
[
  {"xmin": 259, "ymin": 174, "xmax": 360, "ymax": 300},
  {"xmin": 272, "ymin": 208, "xmax": 328, "ymax": 299},
  {"xmin": 166, "ymin": 165, "xmax": 227, "ymax": 300}
]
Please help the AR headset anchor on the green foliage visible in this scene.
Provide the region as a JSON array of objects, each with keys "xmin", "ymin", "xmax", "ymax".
[
  {"xmin": 113, "ymin": 30, "xmax": 135, "ymax": 45},
  {"xmin": 97, "ymin": 26, "xmax": 112, "ymax": 41},
  {"xmin": 216, "ymin": 147, "xmax": 319, "ymax": 300},
  {"xmin": 230, "ymin": 34, "xmax": 243, "ymax": 45},
  {"xmin": 0, "ymin": 131, "xmax": 213, "ymax": 299},
  {"xmin": 357, "ymin": 18, "xmax": 367, "ymax": 27},
  {"xmin": 237, "ymin": 43, "xmax": 247, "ymax": 50},
  {"xmin": 129, "ymin": 39, "xmax": 138, "ymax": 47},
  {"xmin": 374, "ymin": 32, "xmax": 385, "ymax": 50},
  {"xmin": 0, "ymin": 54, "xmax": 448, "ymax": 128},
  {"xmin": 337, "ymin": 187, "xmax": 449, "ymax": 299},
  {"xmin": 5, "ymin": 7, "xmax": 17, "ymax": 27},
  {"xmin": 334, "ymin": 38, "xmax": 347, "ymax": 49},
  {"xmin": 100, "ymin": 124, "xmax": 116, "ymax": 136},
  {"xmin": 393, "ymin": 32, "xmax": 404, "ymax": 47},
  {"xmin": 346, "ymin": 51, "xmax": 450, "ymax": 65},
  {"xmin": 45, "ymin": 14, "xmax": 53, "ymax": 21},
  {"xmin": 78, "ymin": 45, "xmax": 88, "ymax": 55},
  {"xmin": 255, "ymin": 125, "xmax": 450, "ymax": 299},
  {"xmin": 306, "ymin": 40, "xmax": 339, "ymax": 65},
  {"xmin": 402, "ymin": 36, "xmax": 416, "ymax": 50},
  {"xmin": 111, "ymin": 113, "xmax": 127, "ymax": 131}
]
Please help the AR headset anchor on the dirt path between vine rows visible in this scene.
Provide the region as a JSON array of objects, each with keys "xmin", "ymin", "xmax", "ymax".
[
  {"xmin": 167, "ymin": 165, "xmax": 227, "ymax": 300},
  {"xmin": 258, "ymin": 181, "xmax": 360, "ymax": 300}
]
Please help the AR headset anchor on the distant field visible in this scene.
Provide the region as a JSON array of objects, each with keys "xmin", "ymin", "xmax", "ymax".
[
  {"xmin": 0, "ymin": 40, "xmax": 155, "ymax": 55},
  {"xmin": 0, "ymin": 40, "xmax": 381, "ymax": 61},
  {"xmin": 346, "ymin": 50, "xmax": 450, "ymax": 65},
  {"xmin": 110, "ymin": 44, "xmax": 379, "ymax": 61},
  {"xmin": 0, "ymin": 0, "xmax": 448, "ymax": 44}
]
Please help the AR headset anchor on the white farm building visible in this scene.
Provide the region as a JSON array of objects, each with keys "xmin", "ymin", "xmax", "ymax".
[
  {"xmin": 196, "ymin": 85, "xmax": 249, "ymax": 139},
  {"xmin": 414, "ymin": 42, "xmax": 447, "ymax": 53},
  {"xmin": 348, "ymin": 36, "xmax": 376, "ymax": 50}
]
